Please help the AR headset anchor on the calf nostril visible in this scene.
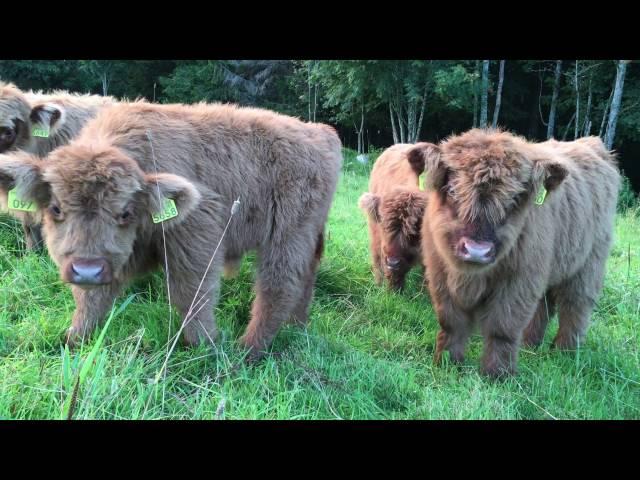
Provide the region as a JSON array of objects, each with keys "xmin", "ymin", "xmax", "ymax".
[
  {"xmin": 386, "ymin": 257, "xmax": 401, "ymax": 267},
  {"xmin": 71, "ymin": 262, "xmax": 105, "ymax": 279}
]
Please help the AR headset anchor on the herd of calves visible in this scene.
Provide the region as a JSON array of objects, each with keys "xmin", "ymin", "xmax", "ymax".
[{"xmin": 0, "ymin": 81, "xmax": 621, "ymax": 377}]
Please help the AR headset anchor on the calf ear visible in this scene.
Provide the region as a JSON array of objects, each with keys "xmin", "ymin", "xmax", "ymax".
[
  {"xmin": 30, "ymin": 103, "xmax": 64, "ymax": 135},
  {"xmin": 533, "ymin": 159, "xmax": 569, "ymax": 193},
  {"xmin": 406, "ymin": 143, "xmax": 447, "ymax": 189},
  {"xmin": 0, "ymin": 152, "xmax": 49, "ymax": 211},
  {"xmin": 407, "ymin": 193, "xmax": 427, "ymax": 227},
  {"xmin": 358, "ymin": 192, "xmax": 381, "ymax": 222},
  {"xmin": 144, "ymin": 173, "xmax": 201, "ymax": 228},
  {"xmin": 543, "ymin": 162, "xmax": 568, "ymax": 191}
]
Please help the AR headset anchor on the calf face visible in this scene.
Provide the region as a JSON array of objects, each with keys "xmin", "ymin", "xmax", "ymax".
[
  {"xmin": 0, "ymin": 82, "xmax": 66, "ymax": 154},
  {"xmin": 359, "ymin": 188, "xmax": 426, "ymax": 290},
  {"xmin": 408, "ymin": 133, "xmax": 568, "ymax": 273},
  {"xmin": 0, "ymin": 145, "xmax": 201, "ymax": 288}
]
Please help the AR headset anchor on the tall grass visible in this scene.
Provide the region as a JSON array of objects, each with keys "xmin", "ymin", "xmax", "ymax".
[{"xmin": 0, "ymin": 148, "xmax": 638, "ymax": 419}]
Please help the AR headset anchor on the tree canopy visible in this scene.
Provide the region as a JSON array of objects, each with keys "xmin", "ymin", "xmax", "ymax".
[{"xmin": 1, "ymin": 59, "xmax": 638, "ymax": 191}]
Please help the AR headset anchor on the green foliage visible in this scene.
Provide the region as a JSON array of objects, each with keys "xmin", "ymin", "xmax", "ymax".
[
  {"xmin": 618, "ymin": 174, "xmax": 640, "ymax": 213},
  {"xmin": 433, "ymin": 63, "xmax": 477, "ymax": 110}
]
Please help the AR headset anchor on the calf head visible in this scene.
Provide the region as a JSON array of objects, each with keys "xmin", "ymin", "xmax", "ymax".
[
  {"xmin": 0, "ymin": 142, "xmax": 201, "ymax": 287},
  {"xmin": 0, "ymin": 82, "xmax": 66, "ymax": 153},
  {"xmin": 407, "ymin": 131, "xmax": 568, "ymax": 272},
  {"xmin": 359, "ymin": 188, "xmax": 426, "ymax": 290}
]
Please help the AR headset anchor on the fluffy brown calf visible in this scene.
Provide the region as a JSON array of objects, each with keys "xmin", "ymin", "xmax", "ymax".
[
  {"xmin": 410, "ymin": 129, "xmax": 620, "ymax": 377},
  {"xmin": 0, "ymin": 101, "xmax": 342, "ymax": 359},
  {"xmin": 0, "ymin": 81, "xmax": 115, "ymax": 249},
  {"xmin": 359, "ymin": 144, "xmax": 427, "ymax": 290}
]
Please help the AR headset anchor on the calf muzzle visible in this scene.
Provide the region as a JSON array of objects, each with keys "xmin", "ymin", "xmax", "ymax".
[
  {"xmin": 455, "ymin": 237, "xmax": 495, "ymax": 264},
  {"xmin": 65, "ymin": 258, "xmax": 113, "ymax": 285}
]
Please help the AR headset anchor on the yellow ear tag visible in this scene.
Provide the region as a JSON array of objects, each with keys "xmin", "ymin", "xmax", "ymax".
[
  {"xmin": 152, "ymin": 198, "xmax": 178, "ymax": 223},
  {"xmin": 31, "ymin": 124, "xmax": 50, "ymax": 138},
  {"xmin": 535, "ymin": 185, "xmax": 548, "ymax": 206},
  {"xmin": 7, "ymin": 188, "xmax": 37, "ymax": 212},
  {"xmin": 418, "ymin": 172, "xmax": 426, "ymax": 191}
]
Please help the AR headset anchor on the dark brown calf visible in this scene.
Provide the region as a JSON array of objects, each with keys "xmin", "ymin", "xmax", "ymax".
[{"xmin": 359, "ymin": 144, "xmax": 427, "ymax": 291}]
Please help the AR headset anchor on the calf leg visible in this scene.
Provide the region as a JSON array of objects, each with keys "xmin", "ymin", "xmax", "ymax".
[
  {"xmin": 429, "ymin": 280, "xmax": 471, "ymax": 365},
  {"xmin": 480, "ymin": 291, "xmax": 540, "ymax": 377},
  {"xmin": 553, "ymin": 250, "xmax": 607, "ymax": 350},
  {"xmin": 166, "ymin": 248, "xmax": 224, "ymax": 347},
  {"xmin": 522, "ymin": 293, "xmax": 556, "ymax": 348},
  {"xmin": 240, "ymin": 235, "xmax": 316, "ymax": 360},
  {"xmin": 289, "ymin": 232, "xmax": 324, "ymax": 326},
  {"xmin": 66, "ymin": 282, "xmax": 123, "ymax": 347}
]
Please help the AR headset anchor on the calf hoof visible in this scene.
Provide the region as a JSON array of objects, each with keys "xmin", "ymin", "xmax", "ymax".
[
  {"xmin": 480, "ymin": 362, "xmax": 517, "ymax": 379},
  {"xmin": 521, "ymin": 335, "xmax": 544, "ymax": 349},
  {"xmin": 181, "ymin": 328, "xmax": 219, "ymax": 348},
  {"xmin": 64, "ymin": 327, "xmax": 84, "ymax": 349},
  {"xmin": 552, "ymin": 335, "xmax": 580, "ymax": 351}
]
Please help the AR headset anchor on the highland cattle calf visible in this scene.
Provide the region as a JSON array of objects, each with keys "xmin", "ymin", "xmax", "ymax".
[
  {"xmin": 0, "ymin": 101, "xmax": 342, "ymax": 360},
  {"xmin": 409, "ymin": 129, "xmax": 620, "ymax": 377},
  {"xmin": 0, "ymin": 81, "xmax": 115, "ymax": 249},
  {"xmin": 358, "ymin": 144, "xmax": 427, "ymax": 291}
]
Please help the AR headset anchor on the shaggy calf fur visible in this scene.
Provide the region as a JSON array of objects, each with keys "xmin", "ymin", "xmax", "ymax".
[
  {"xmin": 0, "ymin": 81, "xmax": 115, "ymax": 249},
  {"xmin": 0, "ymin": 101, "xmax": 342, "ymax": 359},
  {"xmin": 410, "ymin": 129, "xmax": 620, "ymax": 377},
  {"xmin": 359, "ymin": 144, "xmax": 427, "ymax": 290}
]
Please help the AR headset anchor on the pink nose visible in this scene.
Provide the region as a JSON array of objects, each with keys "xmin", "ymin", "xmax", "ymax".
[
  {"xmin": 456, "ymin": 237, "xmax": 495, "ymax": 264},
  {"xmin": 67, "ymin": 258, "xmax": 112, "ymax": 285}
]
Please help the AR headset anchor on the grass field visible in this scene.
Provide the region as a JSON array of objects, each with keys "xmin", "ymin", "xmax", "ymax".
[{"xmin": 0, "ymin": 149, "xmax": 638, "ymax": 420}]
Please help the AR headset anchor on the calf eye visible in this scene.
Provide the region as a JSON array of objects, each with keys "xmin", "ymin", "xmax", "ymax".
[
  {"xmin": 49, "ymin": 204, "xmax": 63, "ymax": 221},
  {"xmin": 118, "ymin": 210, "xmax": 133, "ymax": 226}
]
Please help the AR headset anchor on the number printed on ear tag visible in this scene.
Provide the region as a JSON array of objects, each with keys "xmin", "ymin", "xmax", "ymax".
[
  {"xmin": 535, "ymin": 185, "xmax": 548, "ymax": 206},
  {"xmin": 418, "ymin": 172, "xmax": 426, "ymax": 191},
  {"xmin": 8, "ymin": 189, "xmax": 37, "ymax": 212},
  {"xmin": 152, "ymin": 198, "xmax": 179, "ymax": 223},
  {"xmin": 31, "ymin": 124, "xmax": 50, "ymax": 138}
]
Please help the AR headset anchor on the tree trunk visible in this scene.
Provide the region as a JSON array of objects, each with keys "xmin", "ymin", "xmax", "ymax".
[
  {"xmin": 491, "ymin": 60, "xmax": 505, "ymax": 128},
  {"xmin": 604, "ymin": 60, "xmax": 630, "ymax": 150},
  {"xmin": 562, "ymin": 111, "xmax": 576, "ymax": 140},
  {"xmin": 479, "ymin": 60, "xmax": 490, "ymax": 128},
  {"xmin": 307, "ymin": 63, "xmax": 312, "ymax": 121},
  {"xmin": 473, "ymin": 60, "xmax": 479, "ymax": 127},
  {"xmin": 574, "ymin": 61, "xmax": 580, "ymax": 139},
  {"xmin": 313, "ymin": 83, "xmax": 317, "ymax": 122},
  {"xmin": 396, "ymin": 99, "xmax": 406, "ymax": 144},
  {"xmin": 360, "ymin": 106, "xmax": 365, "ymax": 154},
  {"xmin": 582, "ymin": 76, "xmax": 593, "ymax": 136},
  {"xmin": 101, "ymin": 71, "xmax": 109, "ymax": 96},
  {"xmin": 389, "ymin": 103, "xmax": 399, "ymax": 144},
  {"xmin": 415, "ymin": 82, "xmax": 428, "ymax": 142},
  {"xmin": 547, "ymin": 60, "xmax": 562, "ymax": 139},
  {"xmin": 599, "ymin": 85, "xmax": 614, "ymax": 138}
]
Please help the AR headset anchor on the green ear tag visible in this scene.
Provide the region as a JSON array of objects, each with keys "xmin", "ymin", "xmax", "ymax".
[
  {"xmin": 152, "ymin": 198, "xmax": 178, "ymax": 224},
  {"xmin": 418, "ymin": 172, "xmax": 426, "ymax": 191},
  {"xmin": 7, "ymin": 189, "xmax": 37, "ymax": 212},
  {"xmin": 535, "ymin": 185, "xmax": 548, "ymax": 206},
  {"xmin": 31, "ymin": 124, "xmax": 50, "ymax": 138}
]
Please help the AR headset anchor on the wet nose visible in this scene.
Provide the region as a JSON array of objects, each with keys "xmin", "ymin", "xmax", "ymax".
[
  {"xmin": 456, "ymin": 237, "xmax": 495, "ymax": 264},
  {"xmin": 386, "ymin": 257, "xmax": 402, "ymax": 268},
  {"xmin": 68, "ymin": 258, "xmax": 112, "ymax": 285}
]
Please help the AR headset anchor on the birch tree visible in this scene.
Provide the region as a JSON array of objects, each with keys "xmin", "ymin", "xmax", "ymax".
[
  {"xmin": 479, "ymin": 60, "xmax": 490, "ymax": 128},
  {"xmin": 492, "ymin": 60, "xmax": 505, "ymax": 128},
  {"xmin": 604, "ymin": 60, "xmax": 631, "ymax": 150},
  {"xmin": 547, "ymin": 60, "xmax": 562, "ymax": 139}
]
